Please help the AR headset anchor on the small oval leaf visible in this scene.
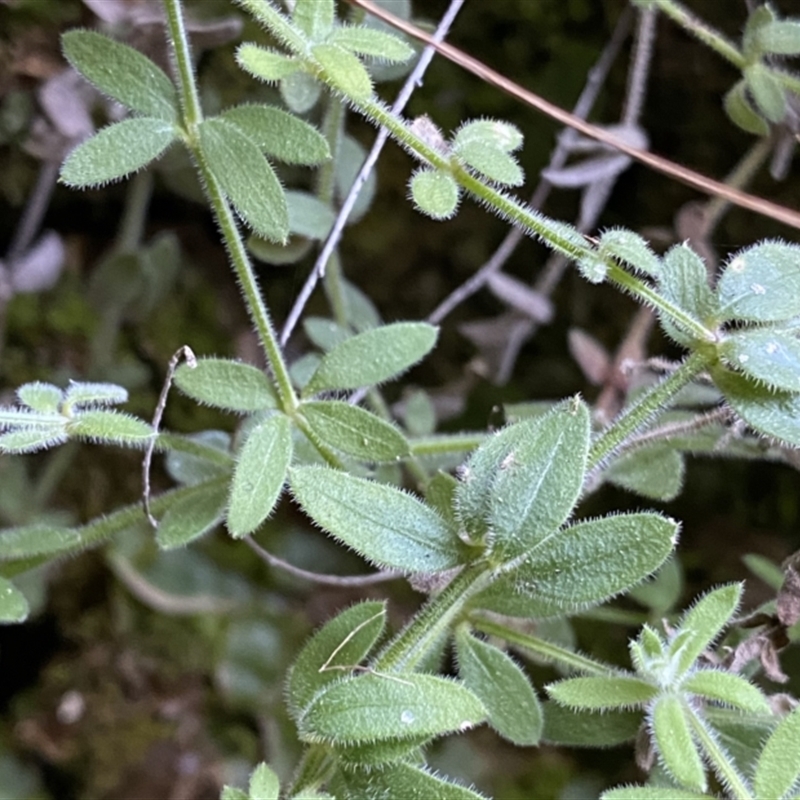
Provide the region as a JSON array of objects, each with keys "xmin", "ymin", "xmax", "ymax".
[
  {"xmin": 311, "ymin": 43, "xmax": 373, "ymax": 100},
  {"xmin": 330, "ymin": 25, "xmax": 414, "ymax": 62},
  {"xmin": 156, "ymin": 482, "xmax": 228, "ymax": 550},
  {"xmin": 174, "ymin": 358, "xmax": 278, "ymax": 413},
  {"xmin": 60, "ymin": 118, "xmax": 176, "ymax": 188},
  {"xmin": 410, "ymin": 168, "xmax": 461, "ymax": 220},
  {"xmin": 0, "ymin": 577, "xmax": 29, "ymax": 623},
  {"xmin": 721, "ymin": 327, "xmax": 800, "ymax": 392},
  {"xmin": 227, "ymin": 414, "xmax": 292, "ymax": 538}
]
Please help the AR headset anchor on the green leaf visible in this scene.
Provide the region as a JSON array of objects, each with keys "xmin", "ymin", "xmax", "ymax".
[
  {"xmin": 598, "ymin": 227, "xmax": 661, "ymax": 278},
  {"xmin": 289, "ymin": 466, "xmax": 462, "ymax": 572},
  {"xmin": 672, "ymin": 583, "xmax": 742, "ymax": 677},
  {"xmin": 744, "ymin": 63, "xmax": 786, "ymax": 122},
  {"xmin": 335, "ymin": 136, "xmax": 377, "ymax": 223},
  {"xmin": 280, "ymin": 70, "xmax": 323, "ymax": 114},
  {"xmin": 299, "ymin": 673, "xmax": 486, "ymax": 744},
  {"xmin": 236, "ymin": 44, "xmax": 301, "ymax": 82},
  {"xmin": 174, "ymin": 358, "xmax": 278, "ymax": 413},
  {"xmin": 487, "ymin": 400, "xmax": 590, "ymax": 558},
  {"xmin": 577, "ymin": 252, "xmax": 608, "ymax": 284},
  {"xmin": 742, "ymin": 3, "xmax": 777, "ymax": 59},
  {"xmin": 287, "ymin": 601, "xmax": 386, "ymax": 720},
  {"xmin": 724, "ymin": 80, "xmax": 770, "ymax": 136},
  {"xmin": 720, "ymin": 328, "xmax": 800, "ymax": 392},
  {"xmin": 330, "ymin": 25, "xmax": 414, "ymax": 62},
  {"xmin": 165, "ymin": 431, "xmax": 232, "ymax": 487},
  {"xmin": 403, "ymin": 389, "xmax": 436, "ymax": 437},
  {"xmin": 221, "ymin": 788, "xmax": 249, "ymax": 800},
  {"xmin": 61, "ymin": 30, "xmax": 178, "ymax": 120},
  {"xmin": 602, "ymin": 787, "xmax": 711, "ymax": 800},
  {"xmin": 156, "ymin": 482, "xmax": 228, "ymax": 549},
  {"xmin": 710, "ymin": 363, "xmax": 800, "ymax": 445},
  {"xmin": 16, "ymin": 382, "xmax": 63, "ymax": 412},
  {"xmin": 455, "ymin": 629, "xmax": 542, "ymax": 746},
  {"xmin": 409, "ymin": 168, "xmax": 461, "ymax": 220},
  {"xmin": 286, "ymin": 191, "xmax": 336, "ymax": 239},
  {"xmin": 335, "ymin": 735, "xmax": 430, "ymax": 769},
  {"xmin": 717, "ymin": 241, "xmax": 800, "ymax": 323},
  {"xmin": 301, "ymin": 400, "xmax": 410, "ymax": 461},
  {"xmin": 658, "ymin": 244, "xmax": 716, "ymax": 345},
  {"xmin": 547, "ymin": 675, "xmax": 657, "ymax": 710},
  {"xmin": 60, "ymin": 117, "xmax": 176, "ymax": 188},
  {"xmin": 453, "ymin": 119, "xmax": 523, "ymax": 153},
  {"xmin": 294, "ymin": 0, "xmax": 334, "ymax": 39},
  {"xmin": 754, "ymin": 705, "xmax": 800, "ymax": 800},
  {"xmin": 303, "ymin": 317, "xmax": 351, "ymax": 351},
  {"xmin": 652, "ymin": 696, "xmax": 706, "ymax": 793},
  {"xmin": 0, "ymin": 577, "xmax": 29, "ymax": 623},
  {"xmin": 227, "ymin": 415, "xmax": 292, "ymax": 538},
  {"xmin": 606, "ymin": 446, "xmax": 685, "ymax": 501},
  {"xmin": 339, "ymin": 762, "xmax": 487, "ymax": 799},
  {"xmin": 475, "ymin": 512, "xmax": 678, "ymax": 618},
  {"xmin": 311, "ymin": 43, "xmax": 373, "ymax": 101},
  {"xmin": 629, "ymin": 558, "xmax": 684, "ymax": 614},
  {"xmin": 0, "ymin": 429, "xmax": 67, "ymax": 454},
  {"xmin": 757, "ymin": 20, "xmax": 800, "ymax": 55},
  {"xmin": 220, "ymin": 104, "xmax": 330, "ymax": 165},
  {"xmin": 454, "ymin": 141, "xmax": 523, "ymax": 186},
  {"xmin": 542, "ymin": 703, "xmax": 642, "ymax": 748},
  {"xmin": 249, "ymin": 762, "xmax": 280, "ymax": 800},
  {"xmin": 682, "ymin": 669, "xmax": 769, "ymax": 713},
  {"xmin": 302, "ymin": 322, "xmax": 438, "ymax": 396},
  {"xmin": 63, "ymin": 382, "xmax": 128, "ymax": 408},
  {"xmin": 0, "ymin": 524, "xmax": 83, "ymax": 561},
  {"xmin": 198, "ymin": 117, "xmax": 288, "ymax": 243},
  {"xmin": 67, "ymin": 410, "xmax": 152, "ymax": 446}
]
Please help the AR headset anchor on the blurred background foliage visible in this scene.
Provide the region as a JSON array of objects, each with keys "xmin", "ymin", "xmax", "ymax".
[{"xmin": 0, "ymin": 0, "xmax": 798, "ymax": 797}]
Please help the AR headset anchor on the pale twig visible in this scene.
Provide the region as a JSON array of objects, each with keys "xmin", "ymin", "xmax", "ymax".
[
  {"xmin": 427, "ymin": 6, "xmax": 634, "ymax": 326},
  {"xmin": 280, "ymin": 0, "xmax": 467, "ymax": 346},
  {"xmin": 142, "ymin": 345, "xmax": 197, "ymax": 528},
  {"xmin": 347, "ymin": 0, "xmax": 800, "ymax": 231},
  {"xmin": 245, "ymin": 537, "xmax": 402, "ymax": 587}
]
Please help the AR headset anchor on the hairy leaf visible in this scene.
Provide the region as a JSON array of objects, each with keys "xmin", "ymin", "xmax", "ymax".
[
  {"xmin": 410, "ymin": 168, "xmax": 461, "ymax": 220},
  {"xmin": 66, "ymin": 410, "xmax": 152, "ymax": 447},
  {"xmin": 0, "ymin": 577, "xmax": 29, "ymax": 623},
  {"xmin": 330, "ymin": 25, "xmax": 414, "ymax": 62},
  {"xmin": 754, "ymin": 705, "xmax": 800, "ymax": 800},
  {"xmin": 290, "ymin": 466, "xmax": 462, "ymax": 572},
  {"xmin": 249, "ymin": 763, "xmax": 280, "ymax": 800},
  {"xmin": 658, "ymin": 244, "xmax": 716, "ymax": 345},
  {"xmin": 60, "ymin": 118, "xmax": 176, "ymax": 187},
  {"xmin": 682, "ymin": 669, "xmax": 769, "ymax": 713},
  {"xmin": 652, "ymin": 696, "xmax": 706, "ymax": 793},
  {"xmin": 542, "ymin": 703, "xmax": 642, "ymax": 748},
  {"xmin": 236, "ymin": 44, "xmax": 301, "ymax": 82},
  {"xmin": 156, "ymin": 482, "xmax": 228, "ymax": 549},
  {"xmin": 312, "ymin": 43, "xmax": 373, "ymax": 100},
  {"xmin": 547, "ymin": 675, "xmax": 657, "ymax": 710},
  {"xmin": 174, "ymin": 358, "xmax": 277, "ymax": 413},
  {"xmin": 62, "ymin": 30, "xmax": 178, "ymax": 120},
  {"xmin": 720, "ymin": 327, "xmax": 800, "ymax": 392},
  {"xmin": 16, "ymin": 382, "xmax": 63, "ymax": 413},
  {"xmin": 599, "ymin": 227, "xmax": 661, "ymax": 278},
  {"xmin": 227, "ymin": 415, "xmax": 292, "ymax": 538},
  {"xmin": 606, "ymin": 446, "xmax": 685, "ymax": 501},
  {"xmin": 339, "ymin": 762, "xmax": 487, "ymax": 799},
  {"xmin": 287, "ymin": 602, "xmax": 386, "ymax": 721}
]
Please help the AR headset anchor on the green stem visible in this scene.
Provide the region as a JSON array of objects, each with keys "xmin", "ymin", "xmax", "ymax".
[
  {"xmin": 373, "ymin": 562, "xmax": 492, "ymax": 673},
  {"xmin": 469, "ymin": 616, "xmax": 613, "ymax": 676},
  {"xmin": 287, "ymin": 744, "xmax": 335, "ymax": 797},
  {"xmin": 587, "ymin": 349, "xmax": 713, "ymax": 471},
  {"xmin": 689, "ymin": 708, "xmax": 754, "ymax": 800},
  {"xmin": 163, "ymin": 0, "xmax": 298, "ymax": 412},
  {"xmin": 115, "ymin": 170, "xmax": 153, "ymax": 253},
  {"xmin": 410, "ymin": 432, "xmax": 486, "ymax": 457}
]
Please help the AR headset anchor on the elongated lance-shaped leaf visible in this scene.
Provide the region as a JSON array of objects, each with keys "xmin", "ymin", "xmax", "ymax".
[
  {"xmin": 174, "ymin": 358, "xmax": 278, "ymax": 413},
  {"xmin": 671, "ymin": 583, "xmax": 742, "ymax": 678},
  {"xmin": 293, "ymin": 0, "xmax": 334, "ymax": 39},
  {"xmin": 339, "ymin": 761, "xmax": 488, "ymax": 799},
  {"xmin": 236, "ymin": 44, "xmax": 301, "ymax": 82},
  {"xmin": 599, "ymin": 227, "xmax": 661, "ymax": 278},
  {"xmin": 657, "ymin": 244, "xmax": 717, "ymax": 346},
  {"xmin": 66, "ymin": 410, "xmax": 152, "ymax": 448},
  {"xmin": 60, "ymin": 118, "xmax": 176, "ymax": 188},
  {"xmin": 453, "ymin": 140, "xmax": 524, "ymax": 186},
  {"xmin": 453, "ymin": 119, "xmax": 523, "ymax": 153},
  {"xmin": 455, "ymin": 629, "xmax": 542, "ymax": 746},
  {"xmin": 720, "ymin": 327, "xmax": 800, "ymax": 392},
  {"xmin": 547, "ymin": 675, "xmax": 657, "ymax": 711},
  {"xmin": 651, "ymin": 696, "xmax": 707, "ymax": 793},
  {"xmin": 298, "ymin": 673, "xmax": 486, "ymax": 745},
  {"xmin": 682, "ymin": 669, "xmax": 769, "ymax": 713},
  {"xmin": 711, "ymin": 363, "xmax": 800, "ymax": 445},
  {"xmin": 301, "ymin": 400, "xmax": 409, "ymax": 461},
  {"xmin": 329, "ymin": 25, "xmax": 414, "ymax": 62},
  {"xmin": 289, "ymin": 466, "xmax": 463, "ymax": 572},
  {"xmin": 488, "ymin": 399, "xmax": 590, "ymax": 558},
  {"xmin": 227, "ymin": 414, "xmax": 292, "ymax": 538},
  {"xmin": 335, "ymin": 735, "xmax": 430, "ymax": 771},
  {"xmin": 63, "ymin": 382, "xmax": 128, "ymax": 409},
  {"xmin": 155, "ymin": 482, "xmax": 228, "ymax": 550},
  {"xmin": 198, "ymin": 117, "xmax": 288, "ymax": 243},
  {"xmin": 716, "ymin": 241, "xmax": 800, "ymax": 323},
  {"xmin": 0, "ymin": 577, "xmax": 29, "ymax": 623},
  {"xmin": 287, "ymin": 601, "xmax": 386, "ymax": 721},
  {"xmin": 62, "ymin": 30, "xmax": 179, "ymax": 120},
  {"xmin": 745, "ymin": 63, "xmax": 786, "ymax": 123},
  {"xmin": 311, "ymin": 43, "xmax": 373, "ymax": 101},
  {"xmin": 475, "ymin": 512, "xmax": 678, "ymax": 618},
  {"xmin": 285, "ymin": 192, "xmax": 336, "ymax": 239},
  {"xmin": 542, "ymin": 703, "xmax": 642, "ymax": 748},
  {"xmin": 602, "ymin": 787, "xmax": 712, "ymax": 800},
  {"xmin": 220, "ymin": 104, "xmax": 330, "ymax": 165},
  {"xmin": 0, "ymin": 429, "xmax": 68, "ymax": 454},
  {"xmin": 757, "ymin": 19, "xmax": 800, "ymax": 54},
  {"xmin": 754, "ymin": 705, "xmax": 800, "ymax": 800},
  {"xmin": 302, "ymin": 322, "xmax": 438, "ymax": 396},
  {"xmin": 606, "ymin": 446, "xmax": 685, "ymax": 501}
]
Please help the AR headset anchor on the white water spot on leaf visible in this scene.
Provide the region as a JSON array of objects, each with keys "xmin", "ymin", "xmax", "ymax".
[
  {"xmin": 400, "ymin": 709, "xmax": 415, "ymax": 724},
  {"xmin": 738, "ymin": 354, "xmax": 750, "ymax": 363},
  {"xmin": 750, "ymin": 283, "xmax": 766, "ymax": 295},
  {"xmin": 766, "ymin": 341, "xmax": 779, "ymax": 355},
  {"xmin": 729, "ymin": 256, "xmax": 746, "ymax": 272},
  {"xmin": 459, "ymin": 720, "xmax": 474, "ymax": 732}
]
